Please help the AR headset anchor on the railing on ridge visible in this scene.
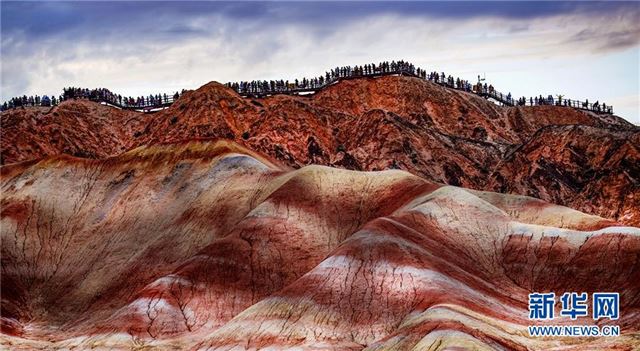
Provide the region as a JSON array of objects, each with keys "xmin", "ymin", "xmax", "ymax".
[{"xmin": 1, "ymin": 63, "xmax": 614, "ymax": 115}]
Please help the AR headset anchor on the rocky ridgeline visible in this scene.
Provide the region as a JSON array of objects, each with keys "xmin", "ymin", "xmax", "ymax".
[{"xmin": 2, "ymin": 75, "xmax": 638, "ymax": 225}]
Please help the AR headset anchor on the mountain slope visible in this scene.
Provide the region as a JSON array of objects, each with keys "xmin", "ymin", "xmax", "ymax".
[
  {"xmin": 2, "ymin": 76, "xmax": 638, "ymax": 226},
  {"xmin": 1, "ymin": 140, "xmax": 639, "ymax": 350}
]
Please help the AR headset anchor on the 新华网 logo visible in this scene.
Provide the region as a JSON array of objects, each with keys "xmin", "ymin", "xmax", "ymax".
[{"xmin": 527, "ymin": 292, "xmax": 620, "ymax": 337}]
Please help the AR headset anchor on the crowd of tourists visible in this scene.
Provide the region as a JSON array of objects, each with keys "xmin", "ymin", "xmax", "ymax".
[
  {"xmin": 227, "ymin": 60, "xmax": 429, "ymax": 95},
  {"xmin": 506, "ymin": 94, "xmax": 610, "ymax": 113},
  {"xmin": 1, "ymin": 88, "xmax": 181, "ymax": 111},
  {"xmin": 459, "ymin": 82, "xmax": 612, "ymax": 113},
  {"xmin": 61, "ymin": 87, "xmax": 181, "ymax": 108},
  {"xmin": 2, "ymin": 95, "xmax": 58, "ymax": 110},
  {"xmin": 1, "ymin": 60, "xmax": 613, "ymax": 114},
  {"xmin": 425, "ymin": 71, "xmax": 474, "ymax": 92}
]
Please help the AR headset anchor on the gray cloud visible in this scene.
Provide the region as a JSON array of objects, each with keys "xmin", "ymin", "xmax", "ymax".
[{"xmin": 568, "ymin": 27, "xmax": 640, "ymax": 53}]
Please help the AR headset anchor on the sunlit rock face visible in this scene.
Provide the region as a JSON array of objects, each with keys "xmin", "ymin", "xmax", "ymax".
[
  {"xmin": 1, "ymin": 140, "xmax": 638, "ymax": 350},
  {"xmin": 2, "ymin": 76, "xmax": 638, "ymax": 225}
]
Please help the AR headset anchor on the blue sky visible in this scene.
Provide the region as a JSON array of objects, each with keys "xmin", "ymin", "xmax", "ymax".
[{"xmin": 2, "ymin": 1, "xmax": 639, "ymax": 123}]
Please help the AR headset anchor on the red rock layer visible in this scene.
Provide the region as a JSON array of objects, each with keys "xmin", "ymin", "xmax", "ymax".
[
  {"xmin": 0, "ymin": 102, "xmax": 149, "ymax": 163},
  {"xmin": 1, "ymin": 140, "xmax": 638, "ymax": 350},
  {"xmin": 2, "ymin": 76, "xmax": 637, "ymax": 226}
]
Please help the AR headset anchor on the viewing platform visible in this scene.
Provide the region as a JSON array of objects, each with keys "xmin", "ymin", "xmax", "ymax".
[{"xmin": 2, "ymin": 60, "xmax": 614, "ymax": 115}]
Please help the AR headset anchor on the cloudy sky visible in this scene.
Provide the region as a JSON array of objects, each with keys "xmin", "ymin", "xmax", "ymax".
[{"xmin": 2, "ymin": 1, "xmax": 639, "ymax": 123}]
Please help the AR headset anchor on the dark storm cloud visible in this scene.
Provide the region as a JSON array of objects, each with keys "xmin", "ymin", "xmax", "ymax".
[
  {"xmin": 1, "ymin": 2, "xmax": 219, "ymax": 40},
  {"xmin": 575, "ymin": 1, "xmax": 640, "ymax": 51},
  {"xmin": 2, "ymin": 1, "xmax": 638, "ymax": 66},
  {"xmin": 1, "ymin": 1, "xmax": 635, "ymax": 64},
  {"xmin": 2, "ymin": 1, "xmax": 638, "ymax": 42}
]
